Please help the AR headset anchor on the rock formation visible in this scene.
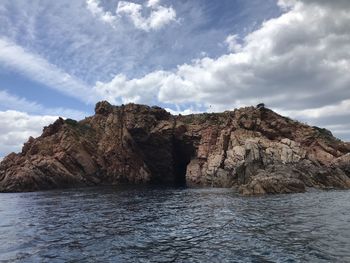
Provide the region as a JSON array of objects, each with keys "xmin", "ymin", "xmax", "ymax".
[{"xmin": 1, "ymin": 101, "xmax": 349, "ymax": 195}]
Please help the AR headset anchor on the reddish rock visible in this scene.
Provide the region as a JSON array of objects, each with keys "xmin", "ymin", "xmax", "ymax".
[{"xmin": 0, "ymin": 102, "xmax": 349, "ymax": 195}]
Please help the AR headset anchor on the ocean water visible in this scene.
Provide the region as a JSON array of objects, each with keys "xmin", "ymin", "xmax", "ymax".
[{"xmin": 0, "ymin": 186, "xmax": 349, "ymax": 263}]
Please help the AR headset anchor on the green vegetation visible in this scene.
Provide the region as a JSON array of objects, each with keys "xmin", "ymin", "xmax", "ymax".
[
  {"xmin": 65, "ymin": 119, "xmax": 93, "ymax": 135},
  {"xmin": 65, "ymin": 118, "xmax": 78, "ymax": 126},
  {"xmin": 313, "ymin": 126, "xmax": 333, "ymax": 137},
  {"xmin": 180, "ymin": 112, "xmax": 229, "ymax": 125},
  {"xmin": 312, "ymin": 126, "xmax": 340, "ymax": 142}
]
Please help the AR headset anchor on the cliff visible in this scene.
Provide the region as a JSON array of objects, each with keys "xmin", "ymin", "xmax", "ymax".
[{"xmin": 1, "ymin": 101, "xmax": 349, "ymax": 195}]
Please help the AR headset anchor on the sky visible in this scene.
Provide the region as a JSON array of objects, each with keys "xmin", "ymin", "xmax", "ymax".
[{"xmin": 0, "ymin": 0, "xmax": 350, "ymax": 158}]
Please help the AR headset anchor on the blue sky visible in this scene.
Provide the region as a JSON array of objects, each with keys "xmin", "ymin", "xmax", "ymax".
[{"xmin": 0, "ymin": 0, "xmax": 350, "ymax": 157}]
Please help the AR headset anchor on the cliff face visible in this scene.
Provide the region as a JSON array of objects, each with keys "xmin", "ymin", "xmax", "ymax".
[{"xmin": 1, "ymin": 101, "xmax": 349, "ymax": 195}]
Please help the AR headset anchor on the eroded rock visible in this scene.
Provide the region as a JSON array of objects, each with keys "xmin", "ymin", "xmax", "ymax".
[{"xmin": 0, "ymin": 102, "xmax": 349, "ymax": 195}]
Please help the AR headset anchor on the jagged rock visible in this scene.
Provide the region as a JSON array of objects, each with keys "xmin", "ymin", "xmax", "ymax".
[
  {"xmin": 239, "ymin": 172, "xmax": 306, "ymax": 195},
  {"xmin": 332, "ymin": 153, "xmax": 350, "ymax": 175},
  {"xmin": 0, "ymin": 102, "xmax": 349, "ymax": 195},
  {"xmin": 95, "ymin": 100, "xmax": 114, "ymax": 115}
]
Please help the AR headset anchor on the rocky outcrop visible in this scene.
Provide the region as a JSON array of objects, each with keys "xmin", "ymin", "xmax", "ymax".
[{"xmin": 0, "ymin": 101, "xmax": 349, "ymax": 195}]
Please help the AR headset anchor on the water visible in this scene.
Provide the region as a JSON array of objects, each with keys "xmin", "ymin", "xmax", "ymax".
[{"xmin": 0, "ymin": 187, "xmax": 349, "ymax": 263}]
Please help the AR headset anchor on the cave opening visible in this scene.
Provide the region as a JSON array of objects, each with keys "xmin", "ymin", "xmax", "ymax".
[
  {"xmin": 129, "ymin": 128, "xmax": 195, "ymax": 186},
  {"xmin": 172, "ymin": 138, "xmax": 195, "ymax": 187}
]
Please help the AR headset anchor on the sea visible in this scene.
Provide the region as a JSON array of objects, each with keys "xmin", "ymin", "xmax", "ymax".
[{"xmin": 0, "ymin": 186, "xmax": 349, "ymax": 262}]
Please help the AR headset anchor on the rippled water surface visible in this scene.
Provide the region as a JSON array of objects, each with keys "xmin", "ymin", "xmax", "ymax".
[{"xmin": 0, "ymin": 187, "xmax": 349, "ymax": 262}]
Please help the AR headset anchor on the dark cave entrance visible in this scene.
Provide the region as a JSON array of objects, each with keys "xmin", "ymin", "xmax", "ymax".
[
  {"xmin": 128, "ymin": 128, "xmax": 195, "ymax": 186},
  {"xmin": 172, "ymin": 138, "xmax": 195, "ymax": 186}
]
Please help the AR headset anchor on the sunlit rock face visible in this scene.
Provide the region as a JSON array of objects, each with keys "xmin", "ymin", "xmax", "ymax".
[{"xmin": 1, "ymin": 101, "xmax": 349, "ymax": 195}]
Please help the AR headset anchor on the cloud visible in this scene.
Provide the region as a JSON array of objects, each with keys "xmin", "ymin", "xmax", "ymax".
[
  {"xmin": 279, "ymin": 0, "xmax": 350, "ymax": 9},
  {"xmin": 1, "ymin": 0, "xmax": 246, "ymax": 87},
  {"xmin": 277, "ymin": 98, "xmax": 350, "ymax": 140},
  {"xmin": 86, "ymin": 0, "xmax": 117, "ymax": 25},
  {"xmin": 0, "ymin": 38, "xmax": 92, "ymax": 103},
  {"xmin": 0, "ymin": 91, "xmax": 89, "ymax": 158},
  {"xmin": 283, "ymin": 99, "xmax": 350, "ymax": 120},
  {"xmin": 116, "ymin": 0, "xmax": 177, "ymax": 31},
  {"xmin": 323, "ymin": 123, "xmax": 350, "ymax": 139},
  {"xmin": 0, "ymin": 110, "xmax": 58, "ymax": 157},
  {"xmin": 92, "ymin": 0, "xmax": 350, "ymax": 140},
  {"xmin": 0, "ymin": 90, "xmax": 87, "ymax": 120},
  {"xmin": 225, "ymin": 34, "xmax": 242, "ymax": 52},
  {"xmin": 147, "ymin": 0, "xmax": 160, "ymax": 8},
  {"xmin": 93, "ymin": 71, "xmax": 167, "ymax": 105},
  {"xmin": 85, "ymin": 0, "xmax": 177, "ymax": 31},
  {"xmin": 164, "ymin": 106, "xmax": 201, "ymax": 116}
]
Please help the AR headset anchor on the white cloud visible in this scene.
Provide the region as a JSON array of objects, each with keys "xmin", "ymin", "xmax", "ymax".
[
  {"xmin": 0, "ymin": 110, "xmax": 58, "ymax": 157},
  {"xmin": 0, "ymin": 38, "xmax": 92, "ymax": 103},
  {"xmin": 93, "ymin": 71, "xmax": 166, "ymax": 104},
  {"xmin": 282, "ymin": 99, "xmax": 350, "ymax": 120},
  {"xmin": 92, "ymin": 0, "xmax": 350, "ymax": 139},
  {"xmin": 0, "ymin": 90, "xmax": 87, "ymax": 120},
  {"xmin": 0, "ymin": 91, "xmax": 89, "ymax": 158},
  {"xmin": 94, "ymin": 0, "xmax": 350, "ymax": 109},
  {"xmin": 323, "ymin": 123, "xmax": 350, "ymax": 138},
  {"xmin": 277, "ymin": 0, "xmax": 298, "ymax": 9},
  {"xmin": 85, "ymin": 0, "xmax": 177, "ymax": 31},
  {"xmin": 116, "ymin": 0, "xmax": 176, "ymax": 31},
  {"xmin": 225, "ymin": 34, "xmax": 242, "ymax": 52},
  {"xmin": 1, "ymin": 0, "xmax": 224, "ymax": 89},
  {"xmin": 86, "ymin": 0, "xmax": 117, "ymax": 25},
  {"xmin": 164, "ymin": 106, "xmax": 201, "ymax": 116},
  {"xmin": 147, "ymin": 0, "xmax": 160, "ymax": 8}
]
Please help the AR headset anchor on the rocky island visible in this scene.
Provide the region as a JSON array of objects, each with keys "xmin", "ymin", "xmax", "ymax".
[{"xmin": 0, "ymin": 101, "xmax": 349, "ymax": 195}]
